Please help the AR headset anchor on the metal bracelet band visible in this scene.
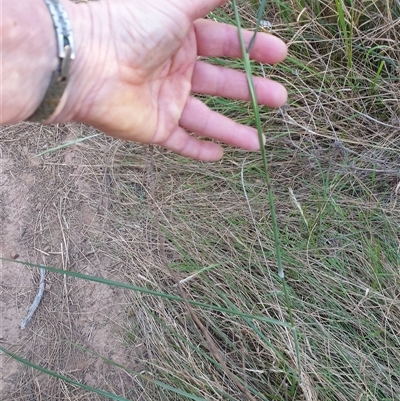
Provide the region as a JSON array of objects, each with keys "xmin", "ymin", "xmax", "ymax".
[{"xmin": 27, "ymin": 0, "xmax": 75, "ymax": 122}]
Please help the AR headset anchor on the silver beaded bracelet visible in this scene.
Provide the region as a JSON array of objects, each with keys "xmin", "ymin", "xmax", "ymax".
[{"xmin": 28, "ymin": 0, "xmax": 75, "ymax": 122}]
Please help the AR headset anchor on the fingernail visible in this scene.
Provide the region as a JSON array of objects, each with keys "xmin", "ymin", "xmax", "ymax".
[
  {"xmin": 262, "ymin": 133, "xmax": 266, "ymax": 145},
  {"xmin": 253, "ymin": 133, "xmax": 266, "ymax": 150}
]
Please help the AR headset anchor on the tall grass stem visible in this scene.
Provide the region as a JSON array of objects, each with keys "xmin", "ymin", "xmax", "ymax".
[{"xmin": 231, "ymin": 0, "xmax": 301, "ymax": 380}]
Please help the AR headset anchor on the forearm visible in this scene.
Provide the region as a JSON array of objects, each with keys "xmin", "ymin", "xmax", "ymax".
[
  {"xmin": 0, "ymin": 0, "xmax": 95, "ymax": 125},
  {"xmin": 0, "ymin": 0, "xmax": 58, "ymax": 123}
]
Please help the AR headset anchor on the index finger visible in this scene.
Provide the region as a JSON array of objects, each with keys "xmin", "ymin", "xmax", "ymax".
[{"xmin": 194, "ymin": 19, "xmax": 287, "ymax": 64}]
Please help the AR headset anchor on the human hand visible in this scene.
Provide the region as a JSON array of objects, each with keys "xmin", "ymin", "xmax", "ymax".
[{"xmin": 57, "ymin": 0, "xmax": 287, "ymax": 161}]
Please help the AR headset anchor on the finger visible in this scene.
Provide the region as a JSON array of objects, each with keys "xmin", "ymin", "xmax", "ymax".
[
  {"xmin": 194, "ymin": 19, "xmax": 287, "ymax": 63},
  {"xmin": 157, "ymin": 126, "xmax": 224, "ymax": 161},
  {"xmin": 179, "ymin": 97, "xmax": 263, "ymax": 151},
  {"xmin": 192, "ymin": 61, "xmax": 287, "ymax": 107}
]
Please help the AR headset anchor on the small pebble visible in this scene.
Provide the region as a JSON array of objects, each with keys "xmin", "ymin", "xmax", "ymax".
[{"xmin": 260, "ymin": 20, "xmax": 272, "ymax": 29}]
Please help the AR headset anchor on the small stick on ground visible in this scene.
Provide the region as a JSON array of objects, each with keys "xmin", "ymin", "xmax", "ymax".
[{"xmin": 20, "ymin": 268, "xmax": 46, "ymax": 329}]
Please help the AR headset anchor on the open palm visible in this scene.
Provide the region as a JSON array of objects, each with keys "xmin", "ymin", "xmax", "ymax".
[{"xmin": 66, "ymin": 0, "xmax": 287, "ymax": 161}]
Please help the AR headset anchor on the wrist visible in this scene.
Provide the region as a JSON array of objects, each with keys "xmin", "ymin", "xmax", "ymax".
[
  {"xmin": 44, "ymin": 0, "xmax": 89, "ymax": 124},
  {"xmin": 0, "ymin": 0, "xmax": 98, "ymax": 125},
  {"xmin": 46, "ymin": 0, "xmax": 109, "ymax": 126}
]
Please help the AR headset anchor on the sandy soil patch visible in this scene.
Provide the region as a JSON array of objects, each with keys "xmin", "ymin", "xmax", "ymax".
[{"xmin": 1, "ymin": 123, "xmax": 148, "ymax": 400}]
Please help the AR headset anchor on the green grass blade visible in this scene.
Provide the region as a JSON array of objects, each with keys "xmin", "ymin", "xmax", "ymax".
[
  {"xmin": 335, "ymin": 0, "xmax": 353, "ymax": 69},
  {"xmin": 231, "ymin": 0, "xmax": 301, "ymax": 380},
  {"xmin": 1, "ymin": 257, "xmax": 290, "ymax": 327},
  {"xmin": 34, "ymin": 133, "xmax": 100, "ymax": 157},
  {"xmin": 69, "ymin": 341, "xmax": 209, "ymax": 401},
  {"xmin": 0, "ymin": 345, "xmax": 130, "ymax": 401},
  {"xmin": 247, "ymin": 0, "xmax": 268, "ymax": 53}
]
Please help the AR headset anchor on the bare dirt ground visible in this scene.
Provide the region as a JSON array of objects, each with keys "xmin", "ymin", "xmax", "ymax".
[{"xmin": 1, "ymin": 123, "xmax": 151, "ymax": 400}]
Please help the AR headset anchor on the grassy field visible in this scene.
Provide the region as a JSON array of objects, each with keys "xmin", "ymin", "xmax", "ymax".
[{"xmin": 1, "ymin": 1, "xmax": 400, "ymax": 400}]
